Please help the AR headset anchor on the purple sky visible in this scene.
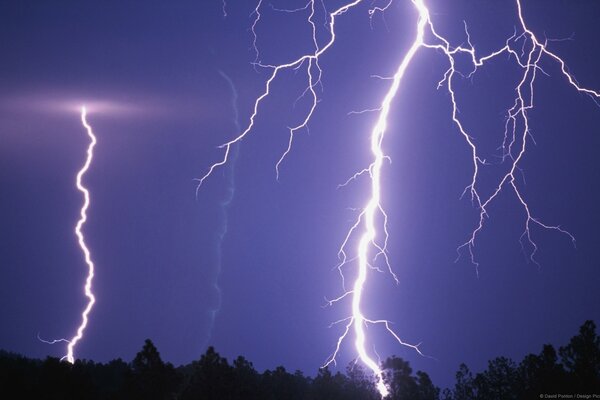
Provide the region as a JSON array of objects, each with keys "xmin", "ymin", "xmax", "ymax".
[{"xmin": 1, "ymin": 0, "xmax": 599, "ymax": 389}]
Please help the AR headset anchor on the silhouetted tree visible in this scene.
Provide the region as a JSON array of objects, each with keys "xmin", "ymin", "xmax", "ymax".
[
  {"xmin": 0, "ymin": 351, "xmax": 40, "ymax": 398},
  {"xmin": 231, "ymin": 355, "xmax": 261, "ymax": 400},
  {"xmin": 559, "ymin": 320, "xmax": 600, "ymax": 392},
  {"xmin": 310, "ymin": 367, "xmax": 349, "ymax": 400},
  {"xmin": 444, "ymin": 363, "xmax": 474, "ymax": 400},
  {"xmin": 262, "ymin": 365, "xmax": 310, "ymax": 400},
  {"xmin": 128, "ymin": 339, "xmax": 179, "ymax": 399},
  {"xmin": 474, "ymin": 356, "xmax": 518, "ymax": 400},
  {"xmin": 180, "ymin": 346, "xmax": 234, "ymax": 399},
  {"xmin": 416, "ymin": 370, "xmax": 440, "ymax": 400},
  {"xmin": 517, "ymin": 344, "xmax": 567, "ymax": 397},
  {"xmin": 91, "ymin": 358, "xmax": 130, "ymax": 399}
]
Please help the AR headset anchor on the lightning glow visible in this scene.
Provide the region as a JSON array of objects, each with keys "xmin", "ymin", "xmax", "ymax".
[
  {"xmin": 63, "ymin": 106, "xmax": 98, "ymax": 363},
  {"xmin": 200, "ymin": 1, "xmax": 600, "ymax": 397}
]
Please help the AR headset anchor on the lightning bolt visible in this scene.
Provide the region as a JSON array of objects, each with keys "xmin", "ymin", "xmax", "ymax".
[
  {"xmin": 201, "ymin": 0, "xmax": 599, "ymax": 397},
  {"xmin": 41, "ymin": 106, "xmax": 98, "ymax": 363},
  {"xmin": 41, "ymin": 106, "xmax": 97, "ymax": 362},
  {"xmin": 46, "ymin": 106, "xmax": 99, "ymax": 364},
  {"xmin": 222, "ymin": 0, "xmax": 227, "ymax": 18},
  {"xmin": 62, "ymin": 106, "xmax": 98, "ymax": 364}
]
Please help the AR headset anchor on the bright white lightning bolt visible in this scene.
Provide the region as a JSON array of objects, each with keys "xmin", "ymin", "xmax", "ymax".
[
  {"xmin": 46, "ymin": 106, "xmax": 98, "ymax": 364},
  {"xmin": 201, "ymin": 0, "xmax": 600, "ymax": 397}
]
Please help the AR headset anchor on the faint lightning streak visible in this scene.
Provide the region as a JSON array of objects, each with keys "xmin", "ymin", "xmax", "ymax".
[
  {"xmin": 347, "ymin": 108, "xmax": 382, "ymax": 116},
  {"xmin": 63, "ymin": 106, "xmax": 97, "ymax": 364},
  {"xmin": 368, "ymin": 0, "xmax": 394, "ymax": 30},
  {"xmin": 204, "ymin": 71, "xmax": 242, "ymax": 342},
  {"xmin": 270, "ymin": 2, "xmax": 311, "ymax": 13}
]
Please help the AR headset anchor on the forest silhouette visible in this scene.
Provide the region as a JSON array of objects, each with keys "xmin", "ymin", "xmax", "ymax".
[{"xmin": 1, "ymin": 320, "xmax": 598, "ymax": 399}]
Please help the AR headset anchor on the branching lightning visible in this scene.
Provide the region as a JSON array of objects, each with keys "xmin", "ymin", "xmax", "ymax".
[
  {"xmin": 201, "ymin": 0, "xmax": 600, "ymax": 397},
  {"xmin": 450, "ymin": 1, "xmax": 599, "ymax": 269},
  {"xmin": 41, "ymin": 106, "xmax": 97, "ymax": 363}
]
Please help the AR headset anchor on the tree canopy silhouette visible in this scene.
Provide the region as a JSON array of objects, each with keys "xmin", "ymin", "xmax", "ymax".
[
  {"xmin": 442, "ymin": 320, "xmax": 600, "ymax": 400},
  {"xmin": 0, "ymin": 320, "xmax": 598, "ymax": 399}
]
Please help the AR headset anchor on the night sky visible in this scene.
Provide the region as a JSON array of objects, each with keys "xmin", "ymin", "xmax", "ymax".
[{"xmin": 1, "ymin": 0, "xmax": 599, "ymax": 390}]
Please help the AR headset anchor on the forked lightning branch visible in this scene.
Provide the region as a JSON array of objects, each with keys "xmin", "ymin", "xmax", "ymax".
[{"xmin": 202, "ymin": 0, "xmax": 600, "ymax": 397}]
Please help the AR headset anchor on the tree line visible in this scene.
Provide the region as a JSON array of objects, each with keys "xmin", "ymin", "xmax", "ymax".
[{"xmin": 0, "ymin": 320, "xmax": 598, "ymax": 399}]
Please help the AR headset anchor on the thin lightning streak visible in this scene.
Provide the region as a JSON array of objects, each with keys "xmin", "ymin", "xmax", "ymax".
[
  {"xmin": 65, "ymin": 106, "xmax": 98, "ymax": 364},
  {"xmin": 250, "ymin": 0, "xmax": 263, "ymax": 66},
  {"xmin": 202, "ymin": 0, "xmax": 599, "ymax": 397},
  {"xmin": 275, "ymin": 0, "xmax": 320, "ymax": 180},
  {"xmin": 37, "ymin": 333, "xmax": 70, "ymax": 346},
  {"xmin": 204, "ymin": 71, "xmax": 242, "ymax": 342}
]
